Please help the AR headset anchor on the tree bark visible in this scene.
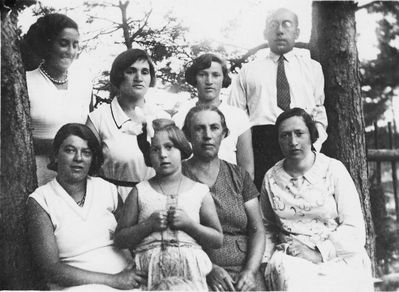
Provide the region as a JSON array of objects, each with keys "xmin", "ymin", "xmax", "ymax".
[
  {"xmin": 310, "ymin": 0, "xmax": 375, "ymax": 271},
  {"xmin": 1, "ymin": 10, "xmax": 43, "ymax": 289}
]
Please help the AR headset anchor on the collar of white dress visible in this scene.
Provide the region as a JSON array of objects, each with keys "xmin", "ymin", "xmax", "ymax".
[{"xmin": 271, "ymin": 152, "xmax": 330, "ymax": 185}]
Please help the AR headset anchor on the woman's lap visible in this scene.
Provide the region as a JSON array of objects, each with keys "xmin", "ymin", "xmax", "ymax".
[{"xmin": 265, "ymin": 250, "xmax": 373, "ymax": 292}]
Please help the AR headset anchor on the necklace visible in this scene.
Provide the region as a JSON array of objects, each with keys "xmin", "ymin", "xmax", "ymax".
[
  {"xmin": 39, "ymin": 63, "xmax": 68, "ymax": 84},
  {"xmin": 157, "ymin": 174, "xmax": 184, "ymax": 278},
  {"xmin": 76, "ymin": 192, "xmax": 86, "ymax": 207},
  {"xmin": 158, "ymin": 175, "xmax": 183, "ymax": 211},
  {"xmin": 157, "ymin": 174, "xmax": 183, "ymax": 196}
]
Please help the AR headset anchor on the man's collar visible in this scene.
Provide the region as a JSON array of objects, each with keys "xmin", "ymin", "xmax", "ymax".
[{"xmin": 268, "ymin": 49, "xmax": 295, "ymax": 63}]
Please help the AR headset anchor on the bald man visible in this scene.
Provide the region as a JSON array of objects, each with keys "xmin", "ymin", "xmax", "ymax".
[{"xmin": 228, "ymin": 8, "xmax": 328, "ymax": 190}]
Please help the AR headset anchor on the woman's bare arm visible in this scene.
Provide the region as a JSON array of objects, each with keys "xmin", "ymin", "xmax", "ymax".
[{"xmin": 27, "ymin": 198, "xmax": 141, "ymax": 289}]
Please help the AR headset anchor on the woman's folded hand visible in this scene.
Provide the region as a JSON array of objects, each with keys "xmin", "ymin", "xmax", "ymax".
[
  {"xmin": 287, "ymin": 239, "xmax": 322, "ymax": 264},
  {"xmin": 207, "ymin": 264, "xmax": 236, "ymax": 291},
  {"xmin": 235, "ymin": 269, "xmax": 256, "ymax": 291},
  {"xmin": 112, "ymin": 268, "xmax": 147, "ymax": 290}
]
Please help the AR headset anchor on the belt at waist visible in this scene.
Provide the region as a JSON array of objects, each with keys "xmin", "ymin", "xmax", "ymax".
[
  {"xmin": 135, "ymin": 239, "xmax": 200, "ymax": 253},
  {"xmin": 100, "ymin": 176, "xmax": 138, "ymax": 187}
]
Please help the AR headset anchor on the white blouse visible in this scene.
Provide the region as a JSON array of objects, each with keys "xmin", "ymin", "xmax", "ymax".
[
  {"xmin": 29, "ymin": 177, "xmax": 130, "ymax": 274},
  {"xmin": 27, "ymin": 65, "xmax": 92, "ymax": 140},
  {"xmin": 88, "ymin": 98, "xmax": 170, "ymax": 200}
]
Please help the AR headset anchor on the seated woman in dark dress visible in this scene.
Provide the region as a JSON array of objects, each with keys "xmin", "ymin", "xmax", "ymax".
[{"xmin": 181, "ymin": 104, "xmax": 266, "ymax": 291}]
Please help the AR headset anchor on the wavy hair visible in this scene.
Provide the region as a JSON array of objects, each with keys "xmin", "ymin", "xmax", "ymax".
[
  {"xmin": 185, "ymin": 53, "xmax": 231, "ymax": 88},
  {"xmin": 48, "ymin": 123, "xmax": 103, "ymax": 175}
]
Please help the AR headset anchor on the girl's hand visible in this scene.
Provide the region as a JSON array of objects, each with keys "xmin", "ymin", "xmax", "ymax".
[
  {"xmin": 167, "ymin": 207, "xmax": 193, "ymax": 231},
  {"xmin": 235, "ymin": 269, "xmax": 256, "ymax": 291},
  {"xmin": 207, "ymin": 264, "xmax": 236, "ymax": 291},
  {"xmin": 286, "ymin": 239, "xmax": 322, "ymax": 264},
  {"xmin": 112, "ymin": 268, "xmax": 147, "ymax": 290},
  {"xmin": 148, "ymin": 210, "xmax": 168, "ymax": 232}
]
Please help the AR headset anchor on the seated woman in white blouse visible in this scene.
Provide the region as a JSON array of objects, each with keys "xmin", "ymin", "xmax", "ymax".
[
  {"xmin": 27, "ymin": 123, "xmax": 144, "ymax": 290},
  {"xmin": 260, "ymin": 108, "xmax": 373, "ymax": 291}
]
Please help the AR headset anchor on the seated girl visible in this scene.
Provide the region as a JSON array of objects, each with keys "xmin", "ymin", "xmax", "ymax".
[{"xmin": 115, "ymin": 120, "xmax": 223, "ymax": 290}]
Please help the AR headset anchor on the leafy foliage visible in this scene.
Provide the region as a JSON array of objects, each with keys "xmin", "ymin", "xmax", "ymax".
[
  {"xmin": 360, "ymin": 1, "xmax": 399, "ymax": 126},
  {"xmin": 0, "ymin": 0, "xmax": 36, "ymax": 14},
  {"xmin": 80, "ymin": 1, "xmax": 197, "ymax": 104}
]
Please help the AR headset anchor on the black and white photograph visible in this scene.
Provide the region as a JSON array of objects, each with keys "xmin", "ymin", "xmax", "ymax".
[{"xmin": 1, "ymin": 0, "xmax": 398, "ymax": 291}]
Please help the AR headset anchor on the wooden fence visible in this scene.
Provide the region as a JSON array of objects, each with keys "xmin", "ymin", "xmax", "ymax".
[{"xmin": 367, "ymin": 121, "xmax": 399, "ymax": 221}]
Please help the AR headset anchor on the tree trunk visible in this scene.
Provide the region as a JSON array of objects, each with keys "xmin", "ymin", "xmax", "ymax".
[
  {"xmin": 1, "ymin": 10, "xmax": 44, "ymax": 289},
  {"xmin": 310, "ymin": 0, "xmax": 375, "ymax": 272}
]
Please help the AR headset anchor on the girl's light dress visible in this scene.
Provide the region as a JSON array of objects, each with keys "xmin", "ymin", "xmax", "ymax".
[{"xmin": 134, "ymin": 180, "xmax": 213, "ymax": 290}]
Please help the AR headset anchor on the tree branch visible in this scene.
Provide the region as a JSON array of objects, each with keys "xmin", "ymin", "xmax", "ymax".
[
  {"xmin": 118, "ymin": 0, "xmax": 131, "ymax": 48},
  {"xmin": 356, "ymin": 1, "xmax": 376, "ymax": 11},
  {"xmin": 229, "ymin": 41, "xmax": 309, "ymax": 72},
  {"xmin": 129, "ymin": 8, "xmax": 152, "ymax": 45},
  {"xmin": 88, "ymin": 15, "xmax": 121, "ymax": 26}
]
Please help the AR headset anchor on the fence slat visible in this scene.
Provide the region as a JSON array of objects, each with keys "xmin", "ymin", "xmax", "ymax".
[
  {"xmin": 374, "ymin": 122, "xmax": 381, "ymax": 183},
  {"xmin": 388, "ymin": 122, "xmax": 399, "ymax": 223},
  {"xmin": 367, "ymin": 149, "xmax": 399, "ymax": 161}
]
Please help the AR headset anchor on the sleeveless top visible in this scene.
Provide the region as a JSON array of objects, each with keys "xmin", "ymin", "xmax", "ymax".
[
  {"xmin": 135, "ymin": 180, "xmax": 209, "ymax": 249},
  {"xmin": 28, "ymin": 177, "xmax": 130, "ymax": 274}
]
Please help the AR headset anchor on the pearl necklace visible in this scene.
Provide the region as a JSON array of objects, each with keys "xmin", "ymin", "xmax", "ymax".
[{"xmin": 39, "ymin": 63, "xmax": 68, "ymax": 84}]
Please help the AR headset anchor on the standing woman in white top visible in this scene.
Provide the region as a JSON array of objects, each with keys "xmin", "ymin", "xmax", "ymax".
[
  {"xmin": 24, "ymin": 13, "xmax": 93, "ymax": 186},
  {"xmin": 173, "ymin": 53, "xmax": 254, "ymax": 179},
  {"xmin": 27, "ymin": 123, "xmax": 145, "ymax": 290},
  {"xmin": 87, "ymin": 49, "xmax": 170, "ymax": 201}
]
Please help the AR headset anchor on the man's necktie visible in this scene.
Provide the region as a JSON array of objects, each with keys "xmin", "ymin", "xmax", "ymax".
[{"xmin": 277, "ymin": 55, "xmax": 291, "ymax": 111}]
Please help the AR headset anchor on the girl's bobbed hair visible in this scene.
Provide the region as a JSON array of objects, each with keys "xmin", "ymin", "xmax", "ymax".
[{"xmin": 140, "ymin": 119, "xmax": 192, "ymax": 167}]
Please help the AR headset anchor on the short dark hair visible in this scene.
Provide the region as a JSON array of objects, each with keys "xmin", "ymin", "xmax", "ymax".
[
  {"xmin": 182, "ymin": 104, "xmax": 229, "ymax": 140},
  {"xmin": 145, "ymin": 119, "xmax": 192, "ymax": 167},
  {"xmin": 275, "ymin": 107, "xmax": 319, "ymax": 144},
  {"xmin": 185, "ymin": 53, "xmax": 231, "ymax": 88},
  {"xmin": 110, "ymin": 49, "xmax": 156, "ymax": 89},
  {"xmin": 24, "ymin": 13, "xmax": 78, "ymax": 60},
  {"xmin": 48, "ymin": 123, "xmax": 103, "ymax": 175}
]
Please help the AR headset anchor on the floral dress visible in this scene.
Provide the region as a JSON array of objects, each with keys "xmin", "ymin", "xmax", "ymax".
[{"xmin": 260, "ymin": 152, "xmax": 373, "ymax": 292}]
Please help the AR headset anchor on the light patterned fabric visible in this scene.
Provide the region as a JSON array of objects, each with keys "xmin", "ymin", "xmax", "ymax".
[
  {"xmin": 27, "ymin": 65, "xmax": 93, "ymax": 186},
  {"xmin": 88, "ymin": 98, "xmax": 170, "ymax": 200},
  {"xmin": 260, "ymin": 152, "xmax": 373, "ymax": 291},
  {"xmin": 173, "ymin": 99, "xmax": 251, "ymax": 165},
  {"xmin": 133, "ymin": 180, "xmax": 212, "ymax": 290},
  {"xmin": 28, "ymin": 177, "xmax": 131, "ymax": 275},
  {"xmin": 228, "ymin": 48, "xmax": 328, "ymax": 151}
]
